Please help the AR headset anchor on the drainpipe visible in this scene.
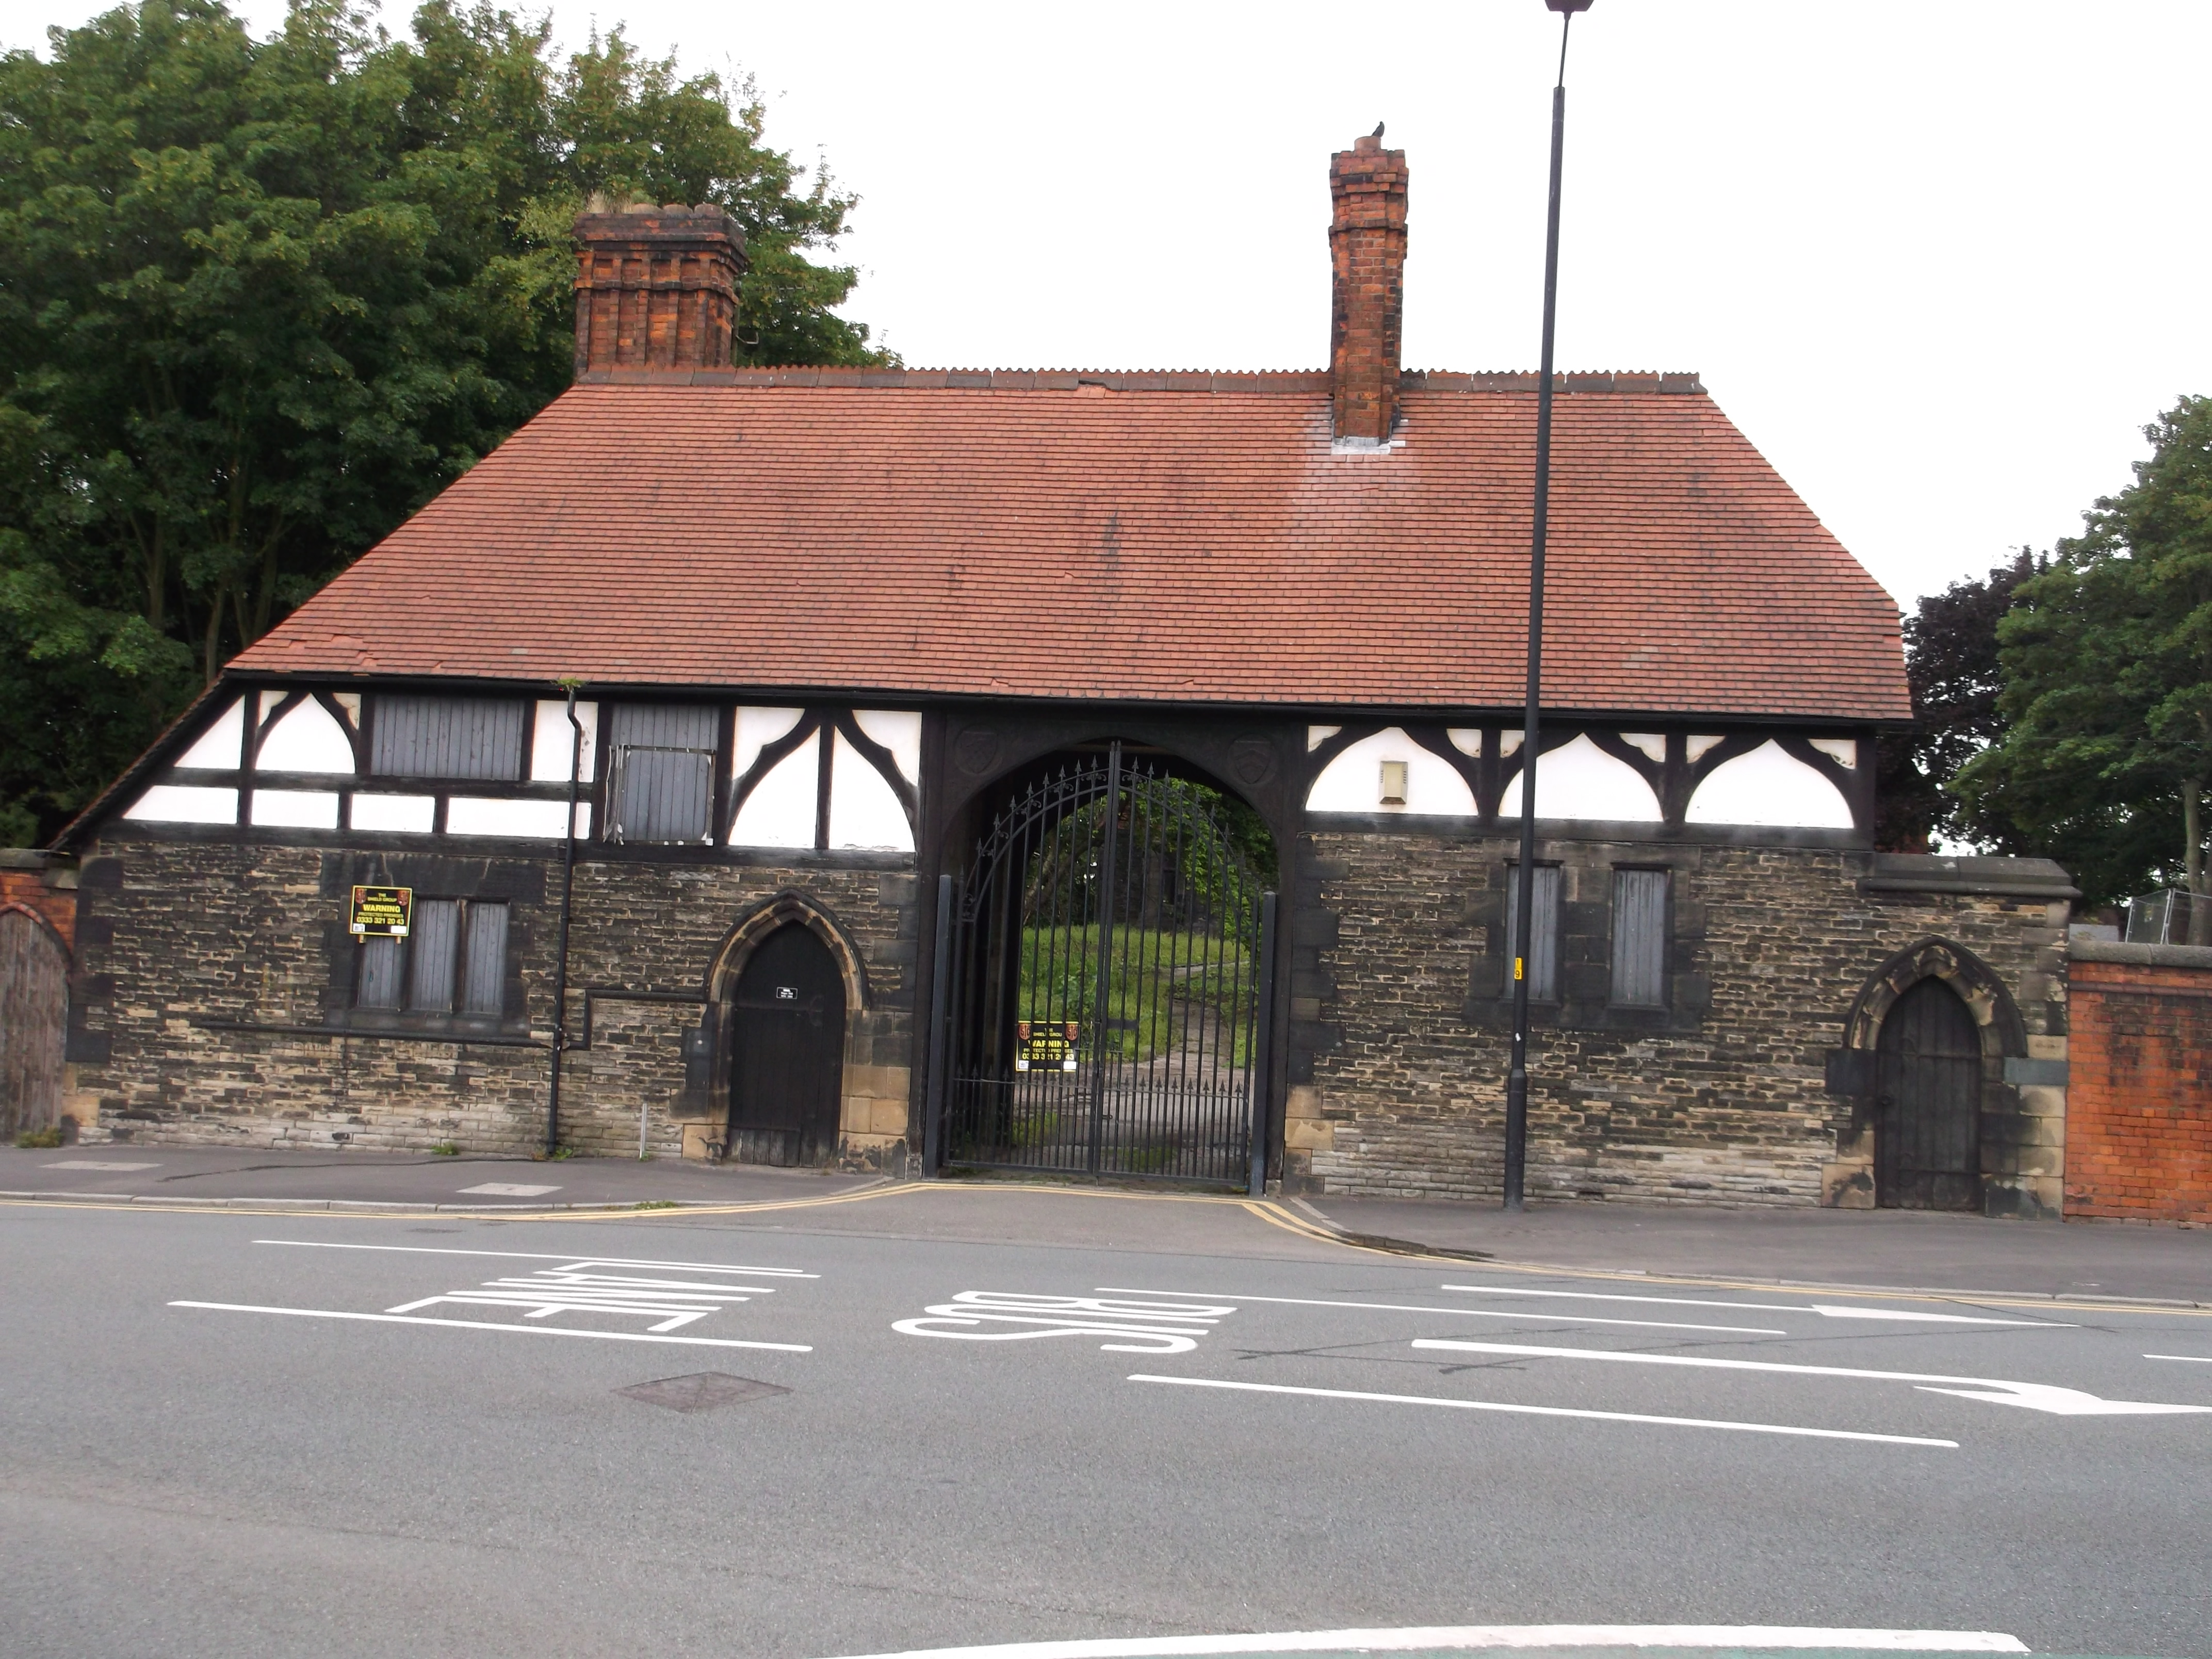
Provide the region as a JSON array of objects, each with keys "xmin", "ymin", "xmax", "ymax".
[{"xmin": 547, "ymin": 680, "xmax": 585, "ymax": 1156}]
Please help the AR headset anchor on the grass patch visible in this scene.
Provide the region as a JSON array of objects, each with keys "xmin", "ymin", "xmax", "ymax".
[
  {"xmin": 428, "ymin": 1141, "xmax": 460, "ymax": 1157},
  {"xmin": 13, "ymin": 1126, "xmax": 63, "ymax": 1149},
  {"xmin": 1017, "ymin": 925, "xmax": 1258, "ymax": 1064},
  {"xmin": 630, "ymin": 1199, "xmax": 680, "ymax": 1210}
]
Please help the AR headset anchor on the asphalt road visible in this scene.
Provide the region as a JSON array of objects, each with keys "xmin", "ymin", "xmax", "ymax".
[{"xmin": 3, "ymin": 1187, "xmax": 2208, "ymax": 1659}]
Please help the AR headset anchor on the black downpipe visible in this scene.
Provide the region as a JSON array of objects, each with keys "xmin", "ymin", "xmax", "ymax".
[
  {"xmin": 1247, "ymin": 889, "xmax": 1279, "ymax": 1199},
  {"xmin": 547, "ymin": 684, "xmax": 584, "ymax": 1157}
]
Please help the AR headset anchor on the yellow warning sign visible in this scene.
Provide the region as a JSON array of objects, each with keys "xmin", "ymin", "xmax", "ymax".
[{"xmin": 349, "ymin": 885, "xmax": 413, "ymax": 938}]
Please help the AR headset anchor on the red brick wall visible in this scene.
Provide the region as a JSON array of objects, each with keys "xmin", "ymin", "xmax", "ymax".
[
  {"xmin": 0, "ymin": 868, "xmax": 74, "ymax": 953},
  {"xmin": 2064, "ymin": 956, "xmax": 2212, "ymax": 1222}
]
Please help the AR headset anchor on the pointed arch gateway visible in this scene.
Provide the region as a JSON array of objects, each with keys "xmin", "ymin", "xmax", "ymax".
[
  {"xmin": 1838, "ymin": 936, "xmax": 2028, "ymax": 1211},
  {"xmin": 930, "ymin": 741, "xmax": 1278, "ymax": 1190},
  {"xmin": 708, "ymin": 893, "xmax": 870, "ymax": 1166}
]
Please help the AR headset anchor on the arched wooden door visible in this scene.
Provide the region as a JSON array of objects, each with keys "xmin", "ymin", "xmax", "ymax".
[
  {"xmin": 0, "ymin": 910, "xmax": 68, "ymax": 1141},
  {"xmin": 1875, "ymin": 977, "xmax": 1983, "ymax": 1210},
  {"xmin": 728, "ymin": 924, "xmax": 847, "ymax": 1166}
]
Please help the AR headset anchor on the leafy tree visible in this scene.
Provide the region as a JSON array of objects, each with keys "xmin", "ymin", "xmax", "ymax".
[
  {"xmin": 0, "ymin": 0, "xmax": 887, "ymax": 843},
  {"xmin": 1955, "ymin": 396, "xmax": 2212, "ymax": 933},
  {"xmin": 1875, "ymin": 548, "xmax": 2040, "ymax": 853}
]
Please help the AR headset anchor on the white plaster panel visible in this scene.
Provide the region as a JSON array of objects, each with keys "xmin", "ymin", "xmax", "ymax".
[
  {"xmin": 734, "ymin": 707, "xmax": 806, "ymax": 783},
  {"xmin": 1685, "ymin": 735, "xmax": 1726, "ymax": 762},
  {"xmin": 1499, "ymin": 730, "xmax": 1523, "ymax": 757},
  {"xmin": 1306, "ymin": 729, "xmax": 1475, "ymax": 816},
  {"xmin": 1621, "ymin": 733, "xmax": 1668, "ymax": 763},
  {"xmin": 1447, "ymin": 729, "xmax": 1483, "ymax": 758},
  {"xmin": 852, "ymin": 710, "xmax": 922, "ymax": 787},
  {"xmin": 1306, "ymin": 725, "xmax": 1342, "ymax": 753},
  {"xmin": 1497, "ymin": 734, "xmax": 1663, "ymax": 822},
  {"xmin": 446, "ymin": 796, "xmax": 590, "ymax": 839},
  {"xmin": 829, "ymin": 731, "xmax": 915, "ymax": 851},
  {"xmin": 1685, "ymin": 739, "xmax": 1855, "ymax": 828},
  {"xmin": 125, "ymin": 785, "xmax": 237, "ymax": 824},
  {"xmin": 332, "ymin": 692, "xmax": 361, "ymax": 727},
  {"xmin": 1809, "ymin": 737, "xmax": 1859, "ymax": 769},
  {"xmin": 175, "ymin": 698, "xmax": 246, "ymax": 770},
  {"xmin": 530, "ymin": 700, "xmax": 599, "ymax": 783},
  {"xmin": 255, "ymin": 698, "xmax": 355, "ymax": 774},
  {"xmin": 730, "ymin": 730, "xmax": 819, "ymax": 848},
  {"xmin": 350, "ymin": 793, "xmax": 435, "ymax": 834},
  {"xmin": 249, "ymin": 789, "xmax": 340, "ymax": 828}
]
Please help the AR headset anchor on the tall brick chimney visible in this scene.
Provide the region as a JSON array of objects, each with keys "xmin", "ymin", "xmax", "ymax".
[
  {"xmin": 573, "ymin": 203, "xmax": 748, "ymax": 376},
  {"xmin": 1329, "ymin": 135, "xmax": 1409, "ymax": 444}
]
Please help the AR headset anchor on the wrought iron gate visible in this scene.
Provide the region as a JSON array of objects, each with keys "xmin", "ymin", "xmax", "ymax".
[{"xmin": 930, "ymin": 744, "xmax": 1276, "ymax": 1189}]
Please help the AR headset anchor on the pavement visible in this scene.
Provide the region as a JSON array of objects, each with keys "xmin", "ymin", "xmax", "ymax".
[
  {"xmin": 4, "ymin": 1165, "xmax": 2211, "ymax": 1657},
  {"xmin": 4, "ymin": 1146, "xmax": 2207, "ymax": 1304}
]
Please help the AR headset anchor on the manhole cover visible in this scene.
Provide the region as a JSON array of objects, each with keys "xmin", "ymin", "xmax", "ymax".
[{"xmin": 616, "ymin": 1373, "xmax": 791, "ymax": 1413}]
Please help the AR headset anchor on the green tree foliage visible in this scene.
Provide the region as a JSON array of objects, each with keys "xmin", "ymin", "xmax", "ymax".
[
  {"xmin": 1956, "ymin": 396, "xmax": 2212, "ymax": 931},
  {"xmin": 1875, "ymin": 549, "xmax": 2041, "ymax": 853},
  {"xmin": 0, "ymin": 0, "xmax": 886, "ymax": 843}
]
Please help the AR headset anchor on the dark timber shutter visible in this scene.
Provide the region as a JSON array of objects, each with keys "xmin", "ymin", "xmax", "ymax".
[
  {"xmin": 462, "ymin": 903, "xmax": 509, "ymax": 1014},
  {"xmin": 370, "ymin": 695, "xmax": 525, "ymax": 780},
  {"xmin": 608, "ymin": 704, "xmax": 720, "ymax": 842},
  {"xmin": 1610, "ymin": 869, "xmax": 1668, "ymax": 1006},
  {"xmin": 409, "ymin": 900, "xmax": 461, "ymax": 1012},
  {"xmin": 357, "ymin": 937, "xmax": 404, "ymax": 1009},
  {"xmin": 1503, "ymin": 865, "xmax": 1561, "ymax": 1000}
]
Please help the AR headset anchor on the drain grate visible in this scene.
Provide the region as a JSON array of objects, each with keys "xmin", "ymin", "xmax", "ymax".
[{"xmin": 616, "ymin": 1372, "xmax": 791, "ymax": 1413}]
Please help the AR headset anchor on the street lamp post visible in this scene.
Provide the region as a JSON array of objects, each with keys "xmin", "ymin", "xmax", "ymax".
[{"xmin": 1504, "ymin": 0, "xmax": 1591, "ymax": 1212}]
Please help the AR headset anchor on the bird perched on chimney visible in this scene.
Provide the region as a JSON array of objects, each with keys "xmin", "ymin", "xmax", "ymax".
[{"xmin": 1371, "ymin": 122, "xmax": 1385, "ymax": 139}]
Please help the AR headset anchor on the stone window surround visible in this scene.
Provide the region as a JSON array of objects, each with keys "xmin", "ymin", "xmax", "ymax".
[
  {"xmin": 1464, "ymin": 847, "xmax": 1710, "ymax": 1035},
  {"xmin": 318, "ymin": 852, "xmax": 541, "ymax": 1041}
]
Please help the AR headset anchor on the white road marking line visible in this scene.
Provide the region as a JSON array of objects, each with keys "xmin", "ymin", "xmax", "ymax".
[
  {"xmin": 1412, "ymin": 1339, "xmax": 2212, "ymax": 1416},
  {"xmin": 254, "ymin": 1241, "xmax": 816, "ymax": 1275},
  {"xmin": 1094, "ymin": 1286, "xmax": 1781, "ymax": 1337},
  {"xmin": 42, "ymin": 1160, "xmax": 160, "ymax": 1170},
  {"xmin": 1129, "ymin": 1374, "xmax": 1957, "ymax": 1447},
  {"xmin": 824, "ymin": 1623, "xmax": 2027, "ymax": 1657},
  {"xmin": 1440, "ymin": 1283, "xmax": 2067, "ymax": 1326},
  {"xmin": 457, "ymin": 1182, "xmax": 561, "ymax": 1196},
  {"xmin": 2146, "ymin": 1353, "xmax": 2212, "ymax": 1363},
  {"xmin": 169, "ymin": 1302, "xmax": 810, "ymax": 1349}
]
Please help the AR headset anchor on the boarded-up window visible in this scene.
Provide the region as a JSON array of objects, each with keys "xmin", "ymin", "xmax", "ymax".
[
  {"xmin": 355, "ymin": 899, "xmax": 508, "ymax": 1017},
  {"xmin": 461, "ymin": 903, "xmax": 508, "ymax": 1014},
  {"xmin": 1502, "ymin": 865, "xmax": 1561, "ymax": 1001},
  {"xmin": 370, "ymin": 695, "xmax": 525, "ymax": 780},
  {"xmin": 357, "ymin": 935, "xmax": 404, "ymax": 1009},
  {"xmin": 409, "ymin": 900, "xmax": 460, "ymax": 1012},
  {"xmin": 1611, "ymin": 869, "xmax": 1668, "ymax": 1007},
  {"xmin": 0, "ymin": 910, "xmax": 69, "ymax": 1140},
  {"xmin": 607, "ymin": 704, "xmax": 720, "ymax": 843}
]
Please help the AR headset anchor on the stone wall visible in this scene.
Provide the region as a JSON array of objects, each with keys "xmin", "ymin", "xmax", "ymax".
[
  {"xmin": 63, "ymin": 833, "xmax": 917, "ymax": 1161},
  {"xmin": 2063, "ymin": 941, "xmax": 2212, "ymax": 1224},
  {"xmin": 1284, "ymin": 827, "xmax": 2072, "ymax": 1213}
]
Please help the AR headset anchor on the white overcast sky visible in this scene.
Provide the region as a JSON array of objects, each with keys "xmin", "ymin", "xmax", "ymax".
[{"xmin": 6, "ymin": 1, "xmax": 2208, "ymax": 615}]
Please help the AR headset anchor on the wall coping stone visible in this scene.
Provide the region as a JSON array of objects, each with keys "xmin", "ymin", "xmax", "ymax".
[
  {"xmin": 1863, "ymin": 853, "xmax": 2078, "ymax": 899},
  {"xmin": 2071, "ymin": 938, "xmax": 2212, "ymax": 969}
]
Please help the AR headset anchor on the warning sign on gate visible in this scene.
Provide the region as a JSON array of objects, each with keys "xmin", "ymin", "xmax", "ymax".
[
  {"xmin": 1016, "ymin": 1021, "xmax": 1080, "ymax": 1072},
  {"xmin": 349, "ymin": 885, "xmax": 413, "ymax": 938}
]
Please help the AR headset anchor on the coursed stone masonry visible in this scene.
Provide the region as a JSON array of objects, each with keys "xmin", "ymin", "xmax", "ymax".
[
  {"xmin": 63, "ymin": 834, "xmax": 917, "ymax": 1163},
  {"xmin": 1284, "ymin": 829, "xmax": 2071, "ymax": 1213}
]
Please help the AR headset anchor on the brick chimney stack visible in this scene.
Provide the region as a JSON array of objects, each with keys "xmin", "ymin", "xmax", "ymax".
[
  {"xmin": 573, "ymin": 203, "xmax": 748, "ymax": 376},
  {"xmin": 1328, "ymin": 135, "xmax": 1409, "ymax": 444}
]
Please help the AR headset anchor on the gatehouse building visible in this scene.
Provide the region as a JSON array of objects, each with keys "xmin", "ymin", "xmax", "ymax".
[{"xmin": 53, "ymin": 135, "xmax": 2077, "ymax": 1215}]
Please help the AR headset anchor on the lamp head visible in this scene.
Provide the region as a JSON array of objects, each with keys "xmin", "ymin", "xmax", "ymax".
[{"xmin": 1546, "ymin": 0, "xmax": 1594, "ymax": 12}]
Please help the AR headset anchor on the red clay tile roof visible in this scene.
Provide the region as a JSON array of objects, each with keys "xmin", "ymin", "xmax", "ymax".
[{"xmin": 232, "ymin": 369, "xmax": 1910, "ymax": 722}]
